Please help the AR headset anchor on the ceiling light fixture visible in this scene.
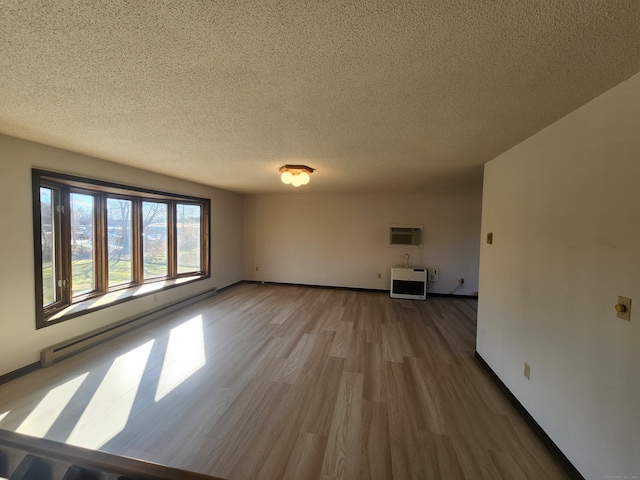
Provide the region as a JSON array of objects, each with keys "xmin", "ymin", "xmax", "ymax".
[{"xmin": 279, "ymin": 165, "xmax": 314, "ymax": 187}]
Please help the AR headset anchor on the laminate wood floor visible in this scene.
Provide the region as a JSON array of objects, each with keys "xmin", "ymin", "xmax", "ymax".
[{"xmin": 0, "ymin": 283, "xmax": 571, "ymax": 479}]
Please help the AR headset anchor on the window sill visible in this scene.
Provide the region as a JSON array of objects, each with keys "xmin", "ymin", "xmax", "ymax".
[{"xmin": 43, "ymin": 275, "xmax": 207, "ymax": 326}]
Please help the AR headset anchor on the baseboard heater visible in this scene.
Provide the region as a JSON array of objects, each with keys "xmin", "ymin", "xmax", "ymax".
[{"xmin": 41, "ymin": 288, "xmax": 217, "ymax": 367}]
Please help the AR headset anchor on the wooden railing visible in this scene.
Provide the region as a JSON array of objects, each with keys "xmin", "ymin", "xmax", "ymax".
[{"xmin": 0, "ymin": 429, "xmax": 225, "ymax": 480}]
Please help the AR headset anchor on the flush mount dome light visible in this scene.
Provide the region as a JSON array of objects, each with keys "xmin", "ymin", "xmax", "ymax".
[{"xmin": 279, "ymin": 165, "xmax": 314, "ymax": 187}]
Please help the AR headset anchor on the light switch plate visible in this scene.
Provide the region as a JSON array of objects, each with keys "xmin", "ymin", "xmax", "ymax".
[{"xmin": 617, "ymin": 296, "xmax": 631, "ymax": 321}]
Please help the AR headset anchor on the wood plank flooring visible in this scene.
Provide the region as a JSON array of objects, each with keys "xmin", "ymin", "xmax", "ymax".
[{"xmin": 0, "ymin": 283, "xmax": 571, "ymax": 479}]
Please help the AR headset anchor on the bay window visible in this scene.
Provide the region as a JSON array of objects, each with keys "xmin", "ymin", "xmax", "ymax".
[{"xmin": 32, "ymin": 170, "xmax": 210, "ymax": 328}]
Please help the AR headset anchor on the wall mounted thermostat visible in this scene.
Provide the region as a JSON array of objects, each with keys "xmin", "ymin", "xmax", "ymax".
[{"xmin": 428, "ymin": 269, "xmax": 439, "ymax": 282}]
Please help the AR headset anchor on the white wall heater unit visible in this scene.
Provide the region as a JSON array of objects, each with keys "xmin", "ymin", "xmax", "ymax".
[{"xmin": 390, "ymin": 267, "xmax": 427, "ymax": 300}]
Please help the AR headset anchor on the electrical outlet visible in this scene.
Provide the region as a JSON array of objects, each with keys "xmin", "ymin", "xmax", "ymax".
[
  {"xmin": 487, "ymin": 232, "xmax": 493, "ymax": 244},
  {"xmin": 377, "ymin": 273, "xmax": 382, "ymax": 279},
  {"xmin": 256, "ymin": 266, "xmax": 259, "ymax": 271},
  {"xmin": 524, "ymin": 362, "xmax": 530, "ymax": 380}
]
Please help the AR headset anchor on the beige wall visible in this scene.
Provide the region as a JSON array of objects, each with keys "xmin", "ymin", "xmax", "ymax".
[
  {"xmin": 477, "ymin": 72, "xmax": 640, "ymax": 479},
  {"xmin": 243, "ymin": 193, "xmax": 481, "ymax": 294},
  {"xmin": 0, "ymin": 134, "xmax": 243, "ymax": 376}
]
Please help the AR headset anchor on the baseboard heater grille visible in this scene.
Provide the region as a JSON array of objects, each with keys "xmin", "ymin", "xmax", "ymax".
[{"xmin": 41, "ymin": 288, "xmax": 217, "ymax": 367}]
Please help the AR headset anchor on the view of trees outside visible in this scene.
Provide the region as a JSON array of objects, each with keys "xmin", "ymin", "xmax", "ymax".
[
  {"xmin": 143, "ymin": 202, "xmax": 168, "ymax": 279},
  {"xmin": 70, "ymin": 193, "xmax": 95, "ymax": 296},
  {"xmin": 177, "ymin": 204, "xmax": 201, "ymax": 273},
  {"xmin": 39, "ymin": 195, "xmax": 202, "ymax": 304},
  {"xmin": 40, "ymin": 187, "xmax": 55, "ymax": 306},
  {"xmin": 107, "ymin": 198, "xmax": 133, "ymax": 286}
]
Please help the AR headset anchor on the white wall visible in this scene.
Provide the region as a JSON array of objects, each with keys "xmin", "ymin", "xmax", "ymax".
[
  {"xmin": 0, "ymin": 134, "xmax": 243, "ymax": 377},
  {"xmin": 477, "ymin": 72, "xmax": 640, "ymax": 479},
  {"xmin": 243, "ymin": 193, "xmax": 481, "ymax": 294}
]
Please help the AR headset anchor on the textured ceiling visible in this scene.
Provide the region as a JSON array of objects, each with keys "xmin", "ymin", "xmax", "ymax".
[{"xmin": 1, "ymin": 1, "xmax": 640, "ymax": 194}]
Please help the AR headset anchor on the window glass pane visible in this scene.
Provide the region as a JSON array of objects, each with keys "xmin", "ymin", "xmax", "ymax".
[
  {"xmin": 177, "ymin": 204, "xmax": 201, "ymax": 274},
  {"xmin": 70, "ymin": 193, "xmax": 95, "ymax": 296},
  {"xmin": 143, "ymin": 202, "xmax": 168, "ymax": 279},
  {"xmin": 40, "ymin": 187, "xmax": 56, "ymax": 306},
  {"xmin": 107, "ymin": 198, "xmax": 133, "ymax": 287}
]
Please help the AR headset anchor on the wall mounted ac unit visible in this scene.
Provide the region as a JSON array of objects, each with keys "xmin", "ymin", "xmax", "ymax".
[{"xmin": 386, "ymin": 224, "xmax": 423, "ymax": 247}]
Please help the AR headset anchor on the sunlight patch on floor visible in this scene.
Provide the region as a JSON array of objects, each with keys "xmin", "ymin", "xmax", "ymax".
[
  {"xmin": 0, "ymin": 411, "xmax": 9, "ymax": 424},
  {"xmin": 15, "ymin": 372, "xmax": 89, "ymax": 438},
  {"xmin": 66, "ymin": 340, "xmax": 154, "ymax": 449},
  {"xmin": 155, "ymin": 315, "xmax": 206, "ymax": 402}
]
